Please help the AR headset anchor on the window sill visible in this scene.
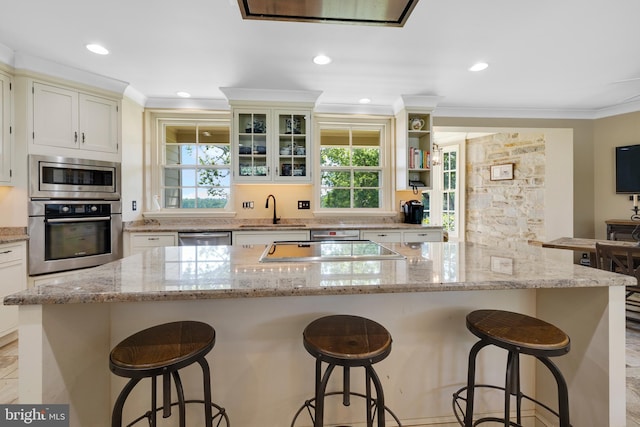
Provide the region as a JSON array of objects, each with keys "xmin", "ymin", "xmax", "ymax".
[{"xmin": 143, "ymin": 210, "xmax": 237, "ymax": 219}]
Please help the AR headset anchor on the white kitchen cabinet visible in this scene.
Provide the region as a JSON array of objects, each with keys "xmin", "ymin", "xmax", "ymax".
[
  {"xmin": 233, "ymin": 107, "xmax": 311, "ymax": 183},
  {"xmin": 33, "ymin": 82, "xmax": 119, "ymax": 154},
  {"xmin": 0, "ymin": 71, "xmax": 12, "ymax": 184},
  {"xmin": 362, "ymin": 228, "xmax": 443, "ymax": 243},
  {"xmin": 0, "ymin": 241, "xmax": 26, "ymax": 341},
  {"xmin": 402, "ymin": 229, "xmax": 443, "ymax": 243},
  {"xmin": 233, "ymin": 230, "xmax": 310, "ymax": 246},
  {"xmin": 361, "ymin": 230, "xmax": 402, "ymax": 243},
  {"xmin": 128, "ymin": 232, "xmax": 178, "ymax": 256}
]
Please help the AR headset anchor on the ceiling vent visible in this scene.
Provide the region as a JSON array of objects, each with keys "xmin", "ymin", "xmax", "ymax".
[{"xmin": 237, "ymin": 0, "xmax": 419, "ymax": 27}]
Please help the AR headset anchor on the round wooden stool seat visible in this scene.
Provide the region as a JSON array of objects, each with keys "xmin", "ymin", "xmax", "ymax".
[
  {"xmin": 110, "ymin": 321, "xmax": 215, "ymax": 377},
  {"xmin": 303, "ymin": 314, "xmax": 392, "ymax": 366},
  {"xmin": 292, "ymin": 315, "xmax": 401, "ymax": 427},
  {"xmin": 453, "ymin": 310, "xmax": 571, "ymax": 427},
  {"xmin": 466, "ymin": 309, "xmax": 570, "ymax": 357},
  {"xmin": 109, "ymin": 321, "xmax": 228, "ymax": 427}
]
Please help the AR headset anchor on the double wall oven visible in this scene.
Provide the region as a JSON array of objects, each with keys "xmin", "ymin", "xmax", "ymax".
[{"xmin": 28, "ymin": 155, "xmax": 122, "ymax": 276}]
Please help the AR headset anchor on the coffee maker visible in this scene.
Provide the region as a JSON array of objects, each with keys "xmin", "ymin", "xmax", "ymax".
[{"xmin": 403, "ymin": 200, "xmax": 424, "ymax": 224}]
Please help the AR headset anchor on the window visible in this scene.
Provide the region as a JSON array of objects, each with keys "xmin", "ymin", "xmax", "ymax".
[
  {"xmin": 422, "ymin": 142, "xmax": 464, "ymax": 240},
  {"xmin": 317, "ymin": 119, "xmax": 391, "ymax": 212},
  {"xmin": 160, "ymin": 120, "xmax": 231, "ymax": 209},
  {"xmin": 441, "ymin": 148, "xmax": 458, "ymax": 233}
]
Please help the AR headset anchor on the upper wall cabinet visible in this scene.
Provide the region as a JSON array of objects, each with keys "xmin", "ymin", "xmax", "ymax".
[
  {"xmin": 0, "ymin": 71, "xmax": 12, "ymax": 184},
  {"xmin": 395, "ymin": 96, "xmax": 439, "ymax": 190},
  {"xmin": 233, "ymin": 107, "xmax": 312, "ymax": 183},
  {"xmin": 32, "ymin": 82, "xmax": 120, "ymax": 156}
]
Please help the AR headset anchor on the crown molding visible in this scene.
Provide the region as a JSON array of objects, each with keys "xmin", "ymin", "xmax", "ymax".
[{"xmin": 13, "ymin": 51, "xmax": 129, "ymax": 95}]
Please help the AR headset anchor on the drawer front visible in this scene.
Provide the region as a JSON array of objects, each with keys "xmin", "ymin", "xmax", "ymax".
[
  {"xmin": 361, "ymin": 230, "xmax": 402, "ymax": 243},
  {"xmin": 0, "ymin": 243, "xmax": 25, "ymax": 264},
  {"xmin": 403, "ymin": 230, "xmax": 442, "ymax": 243},
  {"xmin": 131, "ymin": 234, "xmax": 176, "ymax": 247}
]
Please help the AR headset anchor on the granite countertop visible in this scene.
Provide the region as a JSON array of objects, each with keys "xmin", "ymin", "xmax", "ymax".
[
  {"xmin": 123, "ymin": 220, "xmax": 442, "ymax": 233},
  {"xmin": 5, "ymin": 242, "xmax": 633, "ymax": 306},
  {"xmin": 0, "ymin": 228, "xmax": 29, "ymax": 244}
]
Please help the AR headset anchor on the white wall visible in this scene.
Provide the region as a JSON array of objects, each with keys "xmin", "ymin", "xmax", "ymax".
[
  {"xmin": 593, "ymin": 111, "xmax": 640, "ymax": 238},
  {"xmin": 120, "ymin": 96, "xmax": 144, "ymax": 223}
]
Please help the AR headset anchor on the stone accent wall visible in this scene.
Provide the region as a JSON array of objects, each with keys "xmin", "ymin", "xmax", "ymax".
[{"xmin": 466, "ymin": 133, "xmax": 546, "ymax": 247}]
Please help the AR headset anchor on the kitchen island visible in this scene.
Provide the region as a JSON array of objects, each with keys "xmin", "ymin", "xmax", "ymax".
[{"xmin": 5, "ymin": 242, "xmax": 633, "ymax": 427}]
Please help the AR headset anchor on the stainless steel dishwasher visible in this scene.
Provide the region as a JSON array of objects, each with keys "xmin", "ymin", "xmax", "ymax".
[
  {"xmin": 178, "ymin": 232, "xmax": 231, "ymax": 246},
  {"xmin": 310, "ymin": 229, "xmax": 360, "ymax": 241}
]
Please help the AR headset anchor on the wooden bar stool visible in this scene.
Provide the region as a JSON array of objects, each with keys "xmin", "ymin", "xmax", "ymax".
[
  {"xmin": 452, "ymin": 309, "xmax": 571, "ymax": 427},
  {"xmin": 291, "ymin": 314, "xmax": 402, "ymax": 427},
  {"xmin": 109, "ymin": 320, "xmax": 229, "ymax": 427}
]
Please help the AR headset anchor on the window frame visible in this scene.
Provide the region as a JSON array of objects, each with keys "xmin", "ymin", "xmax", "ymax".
[
  {"xmin": 314, "ymin": 115, "xmax": 394, "ymax": 215},
  {"xmin": 148, "ymin": 112, "xmax": 233, "ymax": 216}
]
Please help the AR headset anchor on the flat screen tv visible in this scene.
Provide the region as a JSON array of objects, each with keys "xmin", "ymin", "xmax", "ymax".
[{"xmin": 616, "ymin": 144, "xmax": 640, "ymax": 194}]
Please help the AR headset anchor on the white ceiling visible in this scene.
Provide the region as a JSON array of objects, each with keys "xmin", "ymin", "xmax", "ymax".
[{"xmin": 2, "ymin": 0, "xmax": 640, "ymax": 118}]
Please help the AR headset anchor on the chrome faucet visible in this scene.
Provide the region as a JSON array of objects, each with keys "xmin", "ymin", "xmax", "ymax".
[{"xmin": 265, "ymin": 194, "xmax": 280, "ymax": 224}]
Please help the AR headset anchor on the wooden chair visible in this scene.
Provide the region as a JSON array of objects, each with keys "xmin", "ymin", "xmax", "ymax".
[{"xmin": 595, "ymin": 242, "xmax": 640, "ymax": 320}]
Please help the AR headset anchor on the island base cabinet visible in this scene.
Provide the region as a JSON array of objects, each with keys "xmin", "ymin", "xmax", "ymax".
[
  {"xmin": 19, "ymin": 287, "xmax": 625, "ymax": 427},
  {"xmin": 0, "ymin": 242, "xmax": 26, "ymax": 344}
]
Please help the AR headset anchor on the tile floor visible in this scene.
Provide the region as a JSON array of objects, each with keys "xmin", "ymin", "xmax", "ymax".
[
  {"xmin": 1, "ymin": 328, "xmax": 639, "ymax": 425},
  {"xmin": 0, "ymin": 339, "xmax": 18, "ymax": 404}
]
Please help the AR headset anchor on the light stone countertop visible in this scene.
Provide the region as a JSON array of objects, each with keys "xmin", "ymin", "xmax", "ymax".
[
  {"xmin": 123, "ymin": 220, "xmax": 442, "ymax": 233},
  {"xmin": 5, "ymin": 242, "xmax": 634, "ymax": 306},
  {"xmin": 0, "ymin": 228, "xmax": 28, "ymax": 244}
]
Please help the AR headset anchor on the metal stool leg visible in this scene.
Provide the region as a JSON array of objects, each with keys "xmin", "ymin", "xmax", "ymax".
[
  {"xmin": 315, "ymin": 360, "xmax": 336, "ymax": 427},
  {"xmin": 367, "ymin": 365, "xmax": 386, "ymax": 427},
  {"xmin": 537, "ymin": 356, "xmax": 570, "ymax": 427},
  {"xmin": 198, "ymin": 357, "xmax": 214, "ymax": 427},
  {"xmin": 171, "ymin": 371, "xmax": 186, "ymax": 427},
  {"xmin": 111, "ymin": 378, "xmax": 141, "ymax": 427},
  {"xmin": 343, "ymin": 366, "xmax": 351, "ymax": 406},
  {"xmin": 464, "ymin": 340, "xmax": 490, "ymax": 427}
]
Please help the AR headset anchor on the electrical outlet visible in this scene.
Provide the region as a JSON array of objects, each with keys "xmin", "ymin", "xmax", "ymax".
[
  {"xmin": 132, "ymin": 200, "xmax": 137, "ymax": 211},
  {"xmin": 298, "ymin": 200, "xmax": 310, "ymax": 209},
  {"xmin": 249, "ymin": 201, "xmax": 254, "ymax": 209}
]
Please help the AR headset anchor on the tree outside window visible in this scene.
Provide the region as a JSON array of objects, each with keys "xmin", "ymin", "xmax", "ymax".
[
  {"xmin": 162, "ymin": 122, "xmax": 231, "ymax": 209},
  {"xmin": 319, "ymin": 127, "xmax": 382, "ymax": 209}
]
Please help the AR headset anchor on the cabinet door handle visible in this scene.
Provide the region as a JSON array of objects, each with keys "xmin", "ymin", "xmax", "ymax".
[
  {"xmin": 377, "ymin": 234, "xmax": 387, "ymax": 237},
  {"xmin": 148, "ymin": 237, "xmax": 160, "ymax": 241},
  {"xmin": 82, "ymin": 132, "xmax": 85, "ymax": 143},
  {"xmin": 0, "ymin": 250, "xmax": 12, "ymax": 255},
  {"xmin": 74, "ymin": 131, "xmax": 78, "ymax": 142}
]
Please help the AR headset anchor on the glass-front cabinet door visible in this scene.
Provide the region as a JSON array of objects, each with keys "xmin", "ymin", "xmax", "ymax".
[
  {"xmin": 236, "ymin": 110, "xmax": 269, "ymax": 179},
  {"xmin": 276, "ymin": 111, "xmax": 309, "ymax": 181},
  {"xmin": 233, "ymin": 107, "xmax": 311, "ymax": 182}
]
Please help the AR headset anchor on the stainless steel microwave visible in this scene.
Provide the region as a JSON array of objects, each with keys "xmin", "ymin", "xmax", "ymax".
[{"xmin": 29, "ymin": 155, "xmax": 121, "ymax": 200}]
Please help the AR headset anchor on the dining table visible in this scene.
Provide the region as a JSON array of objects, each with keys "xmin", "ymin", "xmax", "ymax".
[{"xmin": 542, "ymin": 236, "xmax": 639, "ymax": 266}]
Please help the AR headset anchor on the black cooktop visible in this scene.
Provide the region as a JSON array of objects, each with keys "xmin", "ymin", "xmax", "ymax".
[{"xmin": 259, "ymin": 240, "xmax": 405, "ymax": 262}]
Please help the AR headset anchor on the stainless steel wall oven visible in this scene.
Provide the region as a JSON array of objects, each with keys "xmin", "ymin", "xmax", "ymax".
[{"xmin": 28, "ymin": 155, "xmax": 123, "ymax": 275}]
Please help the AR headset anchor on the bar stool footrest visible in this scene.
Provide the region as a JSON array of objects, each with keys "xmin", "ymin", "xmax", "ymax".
[
  {"xmin": 452, "ymin": 384, "xmax": 570, "ymax": 427},
  {"xmin": 291, "ymin": 391, "xmax": 402, "ymax": 427},
  {"xmin": 125, "ymin": 400, "xmax": 230, "ymax": 427}
]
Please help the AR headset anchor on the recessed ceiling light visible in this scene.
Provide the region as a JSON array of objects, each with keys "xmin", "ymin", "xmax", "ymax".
[
  {"xmin": 313, "ymin": 54, "xmax": 332, "ymax": 65},
  {"xmin": 469, "ymin": 62, "xmax": 489, "ymax": 72},
  {"xmin": 176, "ymin": 91, "xmax": 191, "ymax": 98},
  {"xmin": 359, "ymin": 98, "xmax": 371, "ymax": 104},
  {"xmin": 86, "ymin": 44, "xmax": 109, "ymax": 55}
]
